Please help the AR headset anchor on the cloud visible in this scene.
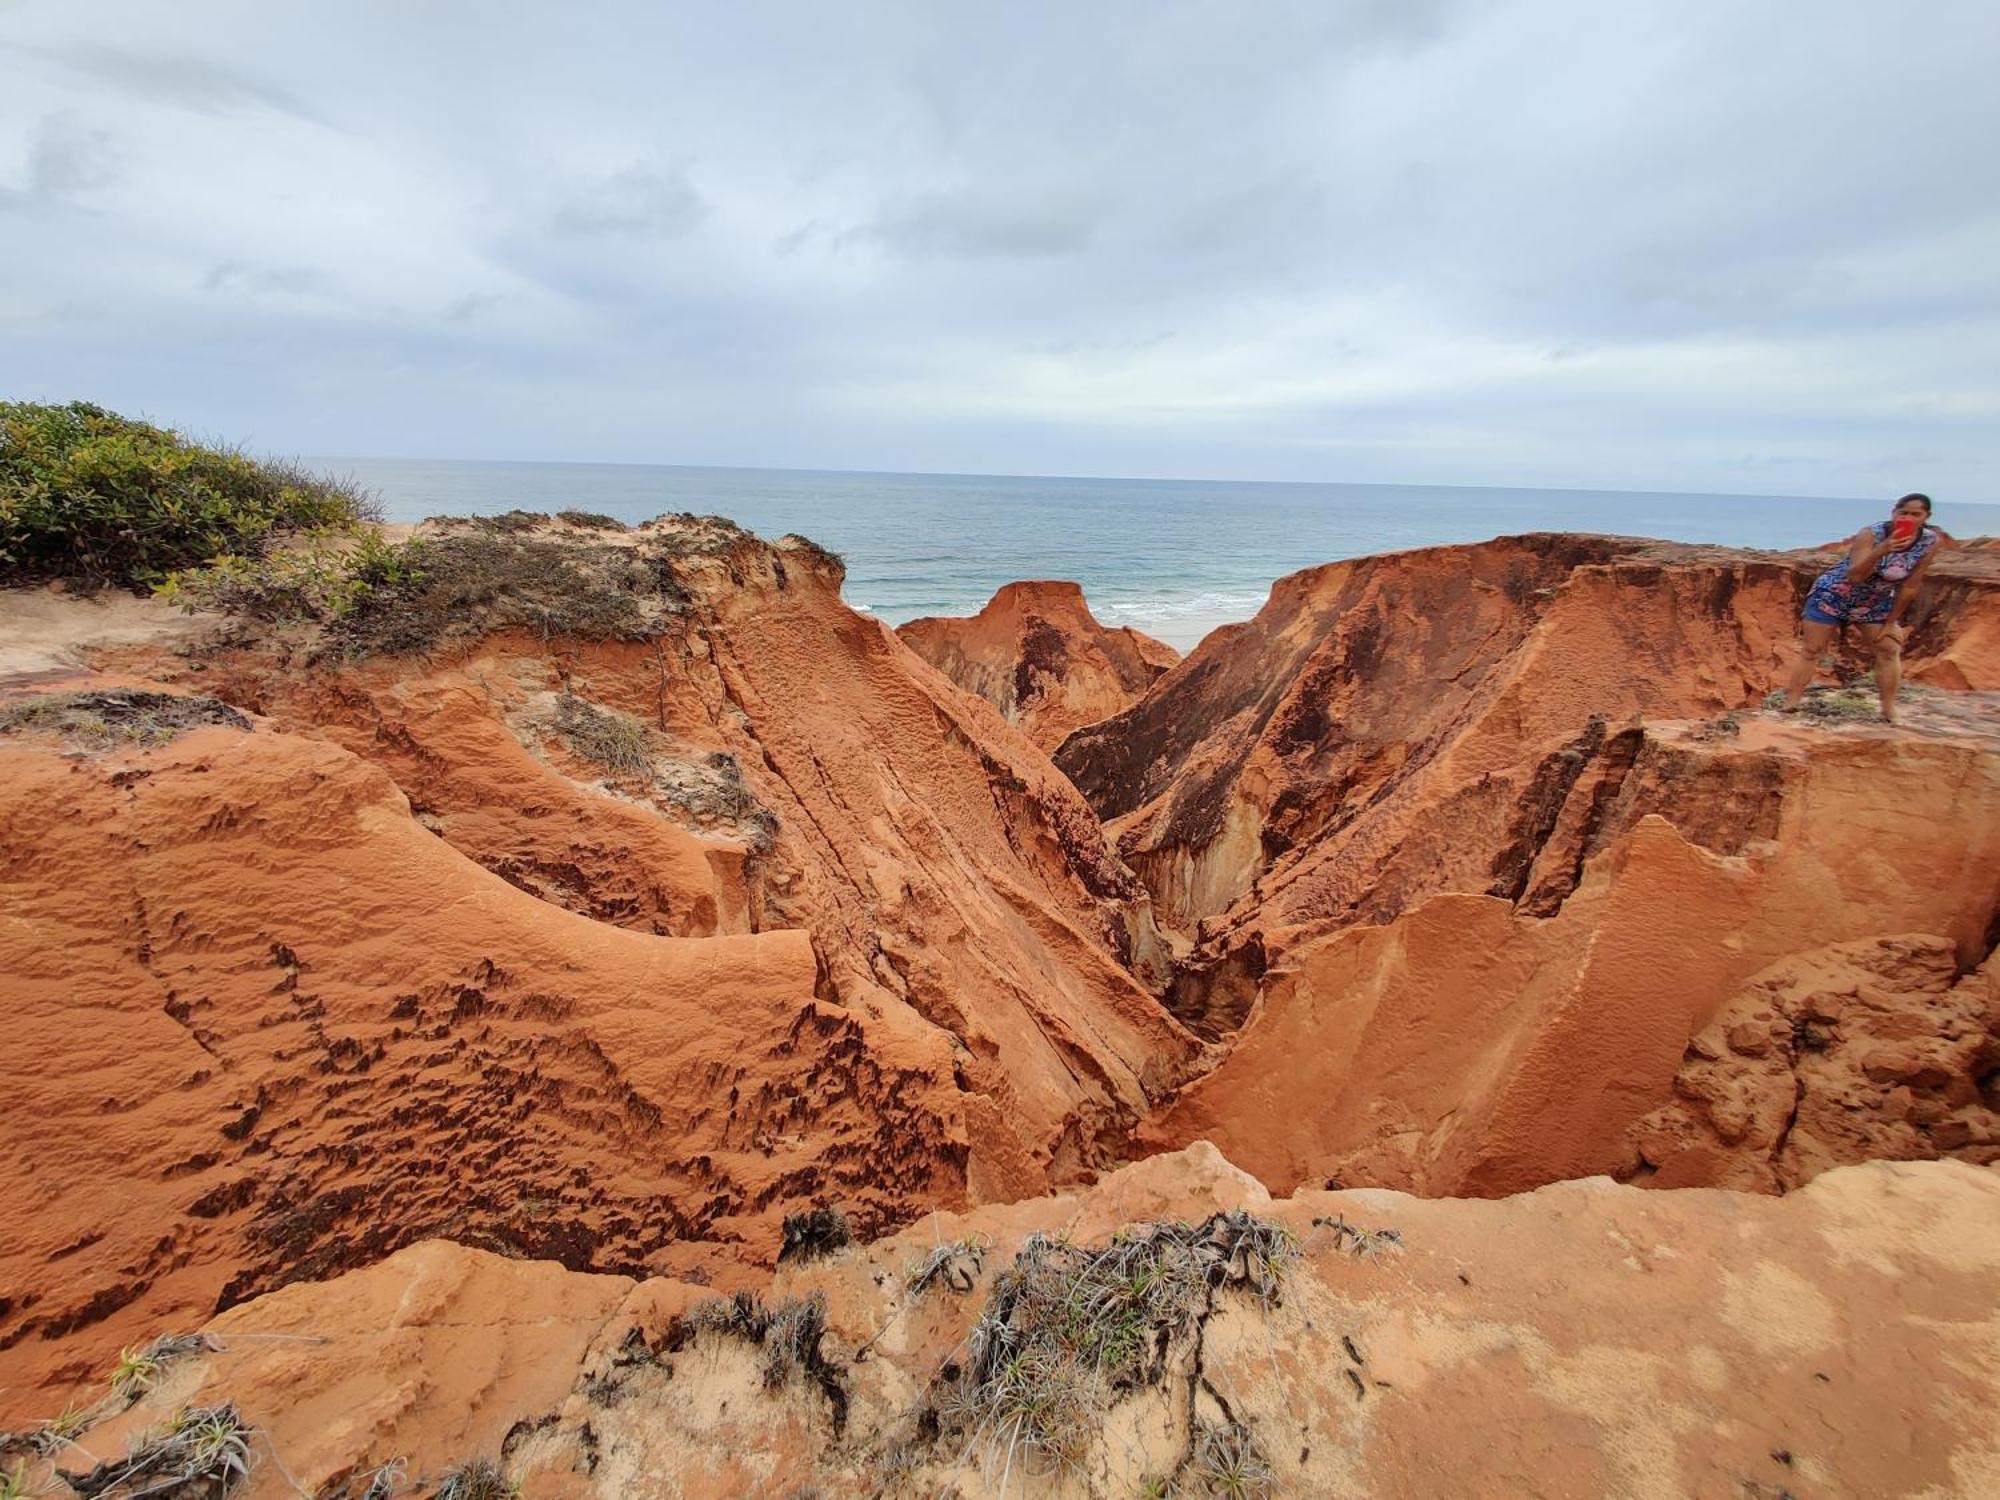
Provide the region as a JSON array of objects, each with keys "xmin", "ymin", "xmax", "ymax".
[
  {"xmin": 857, "ymin": 186, "xmax": 1109, "ymax": 259},
  {"xmin": 25, "ymin": 113, "xmax": 120, "ymax": 198},
  {"xmin": 5, "ymin": 40, "xmax": 323, "ymax": 123},
  {"xmin": 0, "ymin": 0, "xmax": 1994, "ymax": 501},
  {"xmin": 200, "ymin": 263, "xmax": 335, "ymax": 299},
  {"xmin": 544, "ymin": 163, "xmax": 708, "ymax": 239}
]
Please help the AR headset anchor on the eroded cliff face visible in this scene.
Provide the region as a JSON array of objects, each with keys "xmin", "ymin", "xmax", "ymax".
[
  {"xmin": 0, "ymin": 518, "xmax": 1198, "ymax": 1400},
  {"xmin": 898, "ymin": 581, "xmax": 1180, "ymax": 752},
  {"xmin": 1140, "ymin": 719, "xmax": 2000, "ymax": 1196},
  {"xmin": 24, "ymin": 1145, "xmax": 2000, "ymax": 1499},
  {"xmin": 6, "ymin": 520, "xmax": 1999, "ymax": 1484},
  {"xmin": 1057, "ymin": 535, "xmax": 1998, "ymax": 939},
  {"xmin": 1051, "ymin": 535, "xmax": 2000, "ymax": 1200}
]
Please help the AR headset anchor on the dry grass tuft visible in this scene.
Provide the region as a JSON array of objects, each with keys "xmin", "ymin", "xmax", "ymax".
[
  {"xmin": 61, "ymin": 1401, "xmax": 250, "ymax": 1497},
  {"xmin": 926, "ymin": 1212, "xmax": 1298, "ymax": 1481},
  {"xmin": 552, "ymin": 694, "xmax": 652, "ymax": 778},
  {"xmin": 0, "ymin": 691, "xmax": 249, "ymax": 751},
  {"xmin": 778, "ymin": 1205, "xmax": 853, "ymax": 1264}
]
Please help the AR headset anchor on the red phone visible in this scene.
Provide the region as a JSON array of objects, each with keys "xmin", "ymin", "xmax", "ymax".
[{"xmin": 1891, "ymin": 516, "xmax": 1920, "ymax": 543}]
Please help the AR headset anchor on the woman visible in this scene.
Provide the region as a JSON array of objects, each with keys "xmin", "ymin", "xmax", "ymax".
[{"xmin": 1775, "ymin": 493, "xmax": 1946, "ymax": 723}]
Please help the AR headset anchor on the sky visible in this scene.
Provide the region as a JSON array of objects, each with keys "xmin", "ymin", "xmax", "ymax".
[{"xmin": 2, "ymin": 1, "xmax": 1997, "ymax": 498}]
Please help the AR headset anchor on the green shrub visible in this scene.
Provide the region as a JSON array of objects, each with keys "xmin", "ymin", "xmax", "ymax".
[
  {"xmin": 158, "ymin": 529, "xmax": 422, "ymax": 625},
  {"xmin": 0, "ymin": 400, "xmax": 378, "ymax": 588}
]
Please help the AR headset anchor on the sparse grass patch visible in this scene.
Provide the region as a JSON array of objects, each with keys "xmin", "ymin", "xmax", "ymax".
[
  {"xmin": 432, "ymin": 1459, "xmax": 516, "ymax": 1500},
  {"xmin": 927, "ymin": 1212, "xmax": 1298, "ymax": 1481},
  {"xmin": 778, "ymin": 1205, "xmax": 853, "ymax": 1264},
  {"xmin": 1309, "ymin": 1213, "xmax": 1403, "ymax": 1258},
  {"xmin": 0, "ymin": 690, "xmax": 250, "ymax": 751},
  {"xmin": 778, "ymin": 534, "xmax": 844, "ymax": 572},
  {"xmin": 1800, "ymin": 687, "xmax": 1880, "ymax": 721},
  {"xmin": 62, "ymin": 1401, "xmax": 250, "ymax": 1497},
  {"xmin": 323, "ymin": 532, "xmax": 662, "ymax": 656},
  {"xmin": 557, "ymin": 510, "xmax": 625, "ymax": 531},
  {"xmin": 905, "ymin": 1234, "xmax": 989, "ymax": 1297},
  {"xmin": 552, "ymin": 694, "xmax": 653, "ymax": 778},
  {"xmin": 107, "ymin": 1333, "xmax": 216, "ymax": 1400},
  {"xmin": 0, "ymin": 400, "xmax": 377, "ymax": 588},
  {"xmin": 1178, "ymin": 1420, "xmax": 1276, "ymax": 1499},
  {"xmin": 672, "ymin": 1290, "xmax": 849, "ymax": 1433}
]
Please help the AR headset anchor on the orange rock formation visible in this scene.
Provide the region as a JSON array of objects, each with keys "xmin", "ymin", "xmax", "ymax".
[
  {"xmin": 1, "ymin": 519, "xmax": 1195, "ymax": 1400},
  {"xmin": 22, "ymin": 1145, "xmax": 2000, "ymax": 1498},
  {"xmin": 899, "ymin": 581, "xmax": 1179, "ymax": 751},
  {"xmin": 4, "ymin": 519, "xmax": 1998, "ymax": 1496}
]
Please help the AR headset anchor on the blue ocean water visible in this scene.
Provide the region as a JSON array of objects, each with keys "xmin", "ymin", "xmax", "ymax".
[{"xmin": 327, "ymin": 458, "xmax": 2000, "ymax": 652}]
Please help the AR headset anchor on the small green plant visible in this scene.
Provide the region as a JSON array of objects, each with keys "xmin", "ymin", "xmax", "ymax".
[
  {"xmin": 63, "ymin": 1401, "xmax": 251, "ymax": 1495},
  {"xmin": 432, "ymin": 1459, "xmax": 517, "ymax": 1500},
  {"xmin": 1180, "ymin": 1421, "xmax": 1276, "ymax": 1498},
  {"xmin": 552, "ymin": 694, "xmax": 653, "ymax": 778},
  {"xmin": 107, "ymin": 1333, "xmax": 215, "ymax": 1401},
  {"xmin": 0, "ymin": 399, "xmax": 376, "ymax": 587},
  {"xmin": 0, "ymin": 1462, "xmax": 40, "ymax": 1499},
  {"xmin": 25, "ymin": 1403, "xmax": 95, "ymax": 1459},
  {"xmin": 928, "ymin": 1212, "xmax": 1299, "ymax": 1480},
  {"xmin": 158, "ymin": 528, "xmax": 423, "ymax": 625}
]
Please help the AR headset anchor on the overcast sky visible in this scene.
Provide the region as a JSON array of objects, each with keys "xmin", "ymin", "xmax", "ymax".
[{"xmin": 3, "ymin": 1, "xmax": 1997, "ymax": 496}]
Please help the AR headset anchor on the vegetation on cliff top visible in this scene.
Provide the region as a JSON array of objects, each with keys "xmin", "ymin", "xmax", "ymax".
[{"xmin": 0, "ymin": 400, "xmax": 377, "ymax": 588}]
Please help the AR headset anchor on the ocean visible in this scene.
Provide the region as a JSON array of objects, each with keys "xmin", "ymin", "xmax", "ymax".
[{"xmin": 328, "ymin": 458, "xmax": 2000, "ymax": 653}]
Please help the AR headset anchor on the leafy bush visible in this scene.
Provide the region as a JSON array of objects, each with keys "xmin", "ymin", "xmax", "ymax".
[
  {"xmin": 158, "ymin": 529, "xmax": 422, "ymax": 625},
  {"xmin": 0, "ymin": 400, "xmax": 377, "ymax": 587},
  {"xmin": 557, "ymin": 510, "xmax": 626, "ymax": 530},
  {"xmin": 324, "ymin": 532, "xmax": 658, "ymax": 656}
]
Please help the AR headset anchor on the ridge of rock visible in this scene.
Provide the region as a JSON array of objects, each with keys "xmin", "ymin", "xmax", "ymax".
[
  {"xmin": 899, "ymin": 580, "xmax": 1179, "ymax": 752},
  {"xmin": 40, "ymin": 1145, "xmax": 2000, "ymax": 1498}
]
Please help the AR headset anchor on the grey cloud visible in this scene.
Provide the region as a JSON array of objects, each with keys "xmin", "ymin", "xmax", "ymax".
[
  {"xmin": 7, "ymin": 41, "xmax": 323, "ymax": 123},
  {"xmin": 27, "ymin": 114, "xmax": 120, "ymax": 197},
  {"xmin": 545, "ymin": 163, "xmax": 708, "ymax": 239},
  {"xmin": 201, "ymin": 263, "xmax": 334, "ymax": 299},
  {"xmin": 856, "ymin": 187, "xmax": 1109, "ymax": 259},
  {"xmin": 0, "ymin": 0, "xmax": 1994, "ymax": 499}
]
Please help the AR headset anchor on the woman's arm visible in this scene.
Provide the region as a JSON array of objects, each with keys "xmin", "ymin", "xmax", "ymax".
[
  {"xmin": 1845, "ymin": 526, "xmax": 1902, "ymax": 583},
  {"xmin": 1886, "ymin": 550, "xmax": 1939, "ymax": 629}
]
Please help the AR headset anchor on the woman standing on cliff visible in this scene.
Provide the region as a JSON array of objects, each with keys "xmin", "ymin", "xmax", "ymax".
[{"xmin": 1776, "ymin": 493, "xmax": 1946, "ymax": 723}]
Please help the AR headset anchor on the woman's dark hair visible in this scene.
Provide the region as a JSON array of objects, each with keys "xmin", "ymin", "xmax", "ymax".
[{"xmin": 1895, "ymin": 492, "xmax": 1933, "ymax": 514}]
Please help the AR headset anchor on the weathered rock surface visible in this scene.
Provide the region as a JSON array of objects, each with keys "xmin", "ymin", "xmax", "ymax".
[
  {"xmin": 28, "ymin": 1145, "xmax": 2000, "ymax": 1499},
  {"xmin": 1057, "ymin": 535, "xmax": 1998, "ymax": 939},
  {"xmin": 6, "ymin": 521, "xmax": 1999, "ymax": 1496},
  {"xmin": 0, "ymin": 519, "xmax": 1199, "ymax": 1400},
  {"xmin": 1140, "ymin": 716, "xmax": 2000, "ymax": 1196},
  {"xmin": 1626, "ymin": 936, "xmax": 2000, "ymax": 1190},
  {"xmin": 899, "ymin": 581, "xmax": 1179, "ymax": 752}
]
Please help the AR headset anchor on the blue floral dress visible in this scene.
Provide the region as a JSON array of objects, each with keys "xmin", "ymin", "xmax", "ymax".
[{"xmin": 1803, "ymin": 521, "xmax": 1937, "ymax": 626}]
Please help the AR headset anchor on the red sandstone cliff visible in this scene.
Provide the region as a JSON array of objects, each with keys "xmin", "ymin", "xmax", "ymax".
[
  {"xmin": 1049, "ymin": 536, "xmax": 2000, "ymax": 1198},
  {"xmin": 5, "ymin": 520, "xmax": 1999, "ymax": 1490},
  {"xmin": 0, "ymin": 518, "xmax": 1198, "ymax": 1400},
  {"xmin": 15, "ymin": 1145, "xmax": 2000, "ymax": 1498},
  {"xmin": 898, "ymin": 581, "xmax": 1179, "ymax": 752}
]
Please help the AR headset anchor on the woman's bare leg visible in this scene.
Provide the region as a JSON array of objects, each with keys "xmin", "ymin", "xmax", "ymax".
[
  {"xmin": 1866, "ymin": 625, "xmax": 1904, "ymax": 722},
  {"xmin": 1777, "ymin": 620, "xmax": 1838, "ymax": 708}
]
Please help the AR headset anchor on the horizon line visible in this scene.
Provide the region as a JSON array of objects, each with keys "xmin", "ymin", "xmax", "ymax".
[{"xmin": 291, "ymin": 451, "xmax": 1911, "ymax": 509}]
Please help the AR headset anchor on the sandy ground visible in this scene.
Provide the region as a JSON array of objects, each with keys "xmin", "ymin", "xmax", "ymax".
[{"xmin": 0, "ymin": 584, "xmax": 210, "ymax": 683}]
